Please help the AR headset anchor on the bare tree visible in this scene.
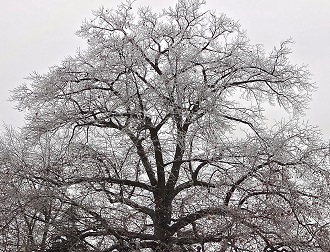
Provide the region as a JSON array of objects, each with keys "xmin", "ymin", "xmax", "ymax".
[
  {"xmin": 5, "ymin": 0, "xmax": 330, "ymax": 251},
  {"xmin": 0, "ymin": 129, "xmax": 89, "ymax": 252}
]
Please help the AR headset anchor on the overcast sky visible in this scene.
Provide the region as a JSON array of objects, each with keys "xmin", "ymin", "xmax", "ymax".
[{"xmin": 1, "ymin": 0, "xmax": 329, "ymax": 137}]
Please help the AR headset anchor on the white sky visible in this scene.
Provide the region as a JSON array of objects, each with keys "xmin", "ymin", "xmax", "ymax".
[{"xmin": 1, "ymin": 0, "xmax": 330, "ymax": 137}]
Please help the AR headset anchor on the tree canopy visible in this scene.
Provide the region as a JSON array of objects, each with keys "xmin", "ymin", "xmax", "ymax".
[{"xmin": 1, "ymin": 0, "xmax": 330, "ymax": 251}]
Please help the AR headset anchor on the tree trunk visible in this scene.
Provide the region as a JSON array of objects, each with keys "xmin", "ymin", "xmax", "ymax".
[{"xmin": 154, "ymin": 190, "xmax": 173, "ymax": 252}]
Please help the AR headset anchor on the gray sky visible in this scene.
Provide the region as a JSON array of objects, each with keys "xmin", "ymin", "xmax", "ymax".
[{"xmin": 1, "ymin": 0, "xmax": 329, "ymax": 137}]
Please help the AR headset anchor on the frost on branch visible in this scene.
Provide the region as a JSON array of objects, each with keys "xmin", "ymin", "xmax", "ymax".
[{"xmin": 5, "ymin": 0, "xmax": 330, "ymax": 251}]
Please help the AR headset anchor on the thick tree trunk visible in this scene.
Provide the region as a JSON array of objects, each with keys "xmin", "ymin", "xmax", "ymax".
[{"xmin": 154, "ymin": 190, "xmax": 173, "ymax": 252}]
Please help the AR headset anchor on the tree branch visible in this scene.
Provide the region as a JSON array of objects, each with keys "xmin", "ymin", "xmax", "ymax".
[{"xmin": 169, "ymin": 207, "xmax": 228, "ymax": 234}]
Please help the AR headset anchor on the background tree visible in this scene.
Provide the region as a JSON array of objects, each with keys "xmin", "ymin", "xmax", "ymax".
[
  {"xmin": 0, "ymin": 130, "xmax": 91, "ymax": 252},
  {"xmin": 4, "ymin": 0, "xmax": 330, "ymax": 251}
]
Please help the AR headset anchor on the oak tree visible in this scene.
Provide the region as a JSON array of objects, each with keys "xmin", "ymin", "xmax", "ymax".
[{"xmin": 4, "ymin": 0, "xmax": 330, "ymax": 251}]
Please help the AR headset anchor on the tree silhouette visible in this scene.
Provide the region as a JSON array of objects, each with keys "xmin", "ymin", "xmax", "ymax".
[{"xmin": 2, "ymin": 0, "xmax": 330, "ymax": 251}]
